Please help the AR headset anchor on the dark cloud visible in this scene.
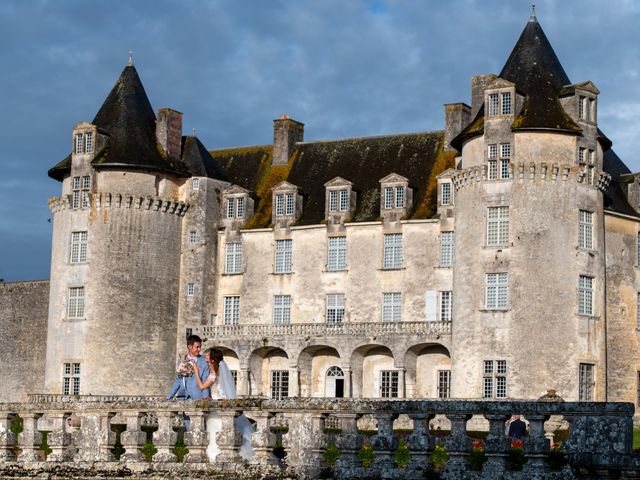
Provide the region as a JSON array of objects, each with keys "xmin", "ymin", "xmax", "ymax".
[{"xmin": 1, "ymin": 0, "xmax": 639, "ymax": 280}]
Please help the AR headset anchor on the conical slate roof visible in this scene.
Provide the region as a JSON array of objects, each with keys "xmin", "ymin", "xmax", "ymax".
[
  {"xmin": 49, "ymin": 63, "xmax": 189, "ymax": 180},
  {"xmin": 181, "ymin": 135, "xmax": 228, "ymax": 180}
]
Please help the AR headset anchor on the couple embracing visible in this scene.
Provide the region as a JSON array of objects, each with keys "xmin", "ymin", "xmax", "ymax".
[{"xmin": 166, "ymin": 335, "xmax": 254, "ymax": 461}]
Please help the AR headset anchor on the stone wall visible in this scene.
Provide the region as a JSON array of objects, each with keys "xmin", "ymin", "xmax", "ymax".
[{"xmin": 0, "ymin": 280, "xmax": 49, "ymax": 402}]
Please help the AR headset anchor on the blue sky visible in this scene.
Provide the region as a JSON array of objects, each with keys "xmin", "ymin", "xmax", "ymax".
[{"xmin": 1, "ymin": 0, "xmax": 639, "ymax": 281}]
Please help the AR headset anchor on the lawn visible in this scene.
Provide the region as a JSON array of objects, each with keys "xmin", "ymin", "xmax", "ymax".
[{"xmin": 634, "ymin": 428, "xmax": 640, "ymax": 450}]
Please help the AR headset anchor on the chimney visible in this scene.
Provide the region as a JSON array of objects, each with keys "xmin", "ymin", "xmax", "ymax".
[
  {"xmin": 273, "ymin": 114, "xmax": 304, "ymax": 166},
  {"xmin": 444, "ymin": 103, "xmax": 471, "ymax": 152},
  {"xmin": 156, "ymin": 108, "xmax": 183, "ymax": 158},
  {"xmin": 471, "ymin": 74, "xmax": 497, "ymax": 118}
]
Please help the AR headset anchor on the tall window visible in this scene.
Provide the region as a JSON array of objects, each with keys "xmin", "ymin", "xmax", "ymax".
[
  {"xmin": 329, "ymin": 189, "xmax": 349, "ymax": 212},
  {"xmin": 186, "ymin": 283, "xmax": 195, "ymax": 297},
  {"xmin": 487, "ymin": 206, "xmax": 509, "ymax": 246},
  {"xmin": 488, "ymin": 144, "xmax": 498, "ymax": 180},
  {"xmin": 275, "ymin": 239, "xmax": 292, "ymax": 273},
  {"xmin": 578, "ymin": 96, "xmax": 589, "ymax": 120},
  {"xmin": 438, "ymin": 370, "xmax": 451, "ymax": 399},
  {"xmin": 380, "ymin": 370, "xmax": 399, "ymax": 398},
  {"xmin": 225, "ymin": 197, "xmax": 245, "ymax": 218},
  {"xmin": 488, "ymin": 93, "xmax": 499, "ymax": 116},
  {"xmin": 327, "ymin": 236, "xmax": 347, "ymax": 271},
  {"xmin": 223, "ymin": 296, "xmax": 240, "ymax": 325},
  {"xmin": 326, "ymin": 294, "xmax": 345, "ymax": 323},
  {"xmin": 68, "ymin": 287, "xmax": 85, "ymax": 319},
  {"xmin": 70, "ymin": 231, "xmax": 88, "ymax": 263},
  {"xmin": 501, "ymin": 92, "xmax": 512, "ymax": 115},
  {"xmin": 441, "ymin": 182, "xmax": 451, "ymax": 205},
  {"xmin": 383, "ymin": 233, "xmax": 403, "ymax": 269},
  {"xmin": 75, "ymin": 133, "xmax": 84, "ymax": 154},
  {"xmin": 383, "ymin": 186, "xmax": 405, "ymax": 209},
  {"xmin": 579, "ymin": 275, "xmax": 594, "ymax": 316},
  {"xmin": 579, "ymin": 210, "xmax": 594, "ymax": 250},
  {"xmin": 74, "ymin": 132, "xmax": 94, "ymax": 154},
  {"xmin": 275, "ymin": 192, "xmax": 295, "ymax": 216},
  {"xmin": 485, "ymin": 273, "xmax": 508, "ymax": 310},
  {"xmin": 225, "ymin": 242, "xmax": 243, "ymax": 274},
  {"xmin": 440, "ymin": 291, "xmax": 453, "ymax": 321},
  {"xmin": 500, "ymin": 143, "xmax": 511, "ymax": 179},
  {"xmin": 273, "ymin": 295, "xmax": 291, "ymax": 325},
  {"xmin": 440, "ymin": 232, "xmax": 454, "ymax": 267},
  {"xmin": 578, "ymin": 147, "xmax": 586, "ymax": 163},
  {"xmin": 271, "ymin": 370, "xmax": 289, "ymax": 399},
  {"xmin": 63, "ymin": 363, "xmax": 80, "ymax": 395},
  {"xmin": 382, "ymin": 292, "xmax": 402, "ymax": 322},
  {"xmin": 579, "ymin": 363, "xmax": 594, "ymax": 401},
  {"xmin": 192, "ymin": 178, "xmax": 200, "ymax": 191},
  {"xmin": 483, "ymin": 360, "xmax": 507, "ymax": 399},
  {"xmin": 71, "ymin": 176, "xmax": 90, "ymax": 209},
  {"xmin": 189, "ymin": 230, "xmax": 198, "ymax": 244}
]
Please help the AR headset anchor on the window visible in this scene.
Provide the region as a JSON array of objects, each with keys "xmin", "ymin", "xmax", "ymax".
[
  {"xmin": 223, "ymin": 296, "xmax": 240, "ymax": 325},
  {"xmin": 328, "ymin": 189, "xmax": 349, "ymax": 213},
  {"xmin": 382, "ymin": 292, "xmax": 402, "ymax": 322},
  {"xmin": 192, "ymin": 178, "xmax": 200, "ymax": 191},
  {"xmin": 68, "ymin": 287, "xmax": 85, "ymax": 319},
  {"xmin": 579, "ymin": 210, "xmax": 594, "ymax": 250},
  {"xmin": 440, "ymin": 231, "xmax": 454, "ymax": 267},
  {"xmin": 500, "ymin": 144, "xmax": 511, "ymax": 179},
  {"xmin": 440, "ymin": 291, "xmax": 453, "ymax": 321},
  {"xmin": 230, "ymin": 370, "xmax": 238, "ymax": 386},
  {"xmin": 225, "ymin": 242, "xmax": 243, "ymax": 274},
  {"xmin": 485, "ymin": 273, "xmax": 508, "ymax": 310},
  {"xmin": 327, "ymin": 236, "xmax": 347, "ymax": 271},
  {"xmin": 441, "ymin": 182, "xmax": 451, "ymax": 205},
  {"xmin": 63, "ymin": 363, "xmax": 80, "ymax": 395},
  {"xmin": 326, "ymin": 293, "xmax": 345, "ymax": 323},
  {"xmin": 578, "ymin": 147, "xmax": 586, "ymax": 164},
  {"xmin": 579, "ymin": 363, "xmax": 594, "ymax": 401},
  {"xmin": 273, "ymin": 295, "xmax": 291, "ymax": 325},
  {"xmin": 501, "ymin": 92, "xmax": 512, "ymax": 115},
  {"xmin": 380, "ymin": 370, "xmax": 399, "ymax": 398},
  {"xmin": 579, "ymin": 96, "xmax": 589, "ymax": 120},
  {"xmin": 70, "ymin": 231, "xmax": 88, "ymax": 263},
  {"xmin": 438, "ymin": 370, "xmax": 451, "ymax": 399},
  {"xmin": 186, "ymin": 283, "xmax": 195, "ymax": 297},
  {"xmin": 589, "ymin": 98, "xmax": 596, "ymax": 122},
  {"xmin": 71, "ymin": 176, "xmax": 90, "ymax": 209},
  {"xmin": 488, "ymin": 144, "xmax": 498, "ymax": 180},
  {"xmin": 487, "ymin": 206, "xmax": 509, "ymax": 246},
  {"xmin": 275, "ymin": 192, "xmax": 295, "ymax": 216},
  {"xmin": 189, "ymin": 231, "xmax": 198, "ymax": 244},
  {"xmin": 579, "ymin": 275, "xmax": 594, "ymax": 316},
  {"xmin": 589, "ymin": 149, "xmax": 596, "ymax": 165},
  {"xmin": 271, "ymin": 370, "xmax": 289, "ymax": 400},
  {"xmin": 225, "ymin": 197, "xmax": 245, "ymax": 218},
  {"xmin": 488, "ymin": 93, "xmax": 499, "ymax": 116},
  {"xmin": 84, "ymin": 132, "xmax": 93, "ymax": 153},
  {"xmin": 483, "ymin": 360, "xmax": 507, "ymax": 399},
  {"xmin": 75, "ymin": 133, "xmax": 84, "ymax": 154},
  {"xmin": 74, "ymin": 132, "xmax": 94, "ymax": 154},
  {"xmin": 383, "ymin": 233, "xmax": 403, "ymax": 269},
  {"xmin": 383, "ymin": 186, "xmax": 406, "ymax": 209},
  {"xmin": 275, "ymin": 239, "xmax": 292, "ymax": 273}
]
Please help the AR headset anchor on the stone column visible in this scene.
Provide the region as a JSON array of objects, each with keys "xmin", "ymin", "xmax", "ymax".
[
  {"xmin": 483, "ymin": 413, "xmax": 510, "ymax": 476},
  {"xmin": 342, "ymin": 368, "xmax": 352, "ymax": 398},
  {"xmin": 238, "ymin": 368, "xmax": 250, "ymax": 397},
  {"xmin": 152, "ymin": 411, "xmax": 178, "ymax": 462},
  {"xmin": 75, "ymin": 412, "xmax": 115, "ymax": 462},
  {"xmin": 443, "ymin": 413, "xmax": 472, "ymax": 472},
  {"xmin": 249, "ymin": 410, "xmax": 274, "ymax": 465},
  {"xmin": 120, "ymin": 412, "xmax": 146, "ymax": 462},
  {"xmin": 371, "ymin": 412, "xmax": 396, "ymax": 472},
  {"xmin": 406, "ymin": 413, "xmax": 433, "ymax": 471},
  {"xmin": 0, "ymin": 413, "xmax": 16, "ymax": 462},
  {"xmin": 523, "ymin": 414, "xmax": 550, "ymax": 474},
  {"xmin": 335, "ymin": 413, "xmax": 360, "ymax": 471},
  {"xmin": 46, "ymin": 412, "xmax": 71, "ymax": 462},
  {"xmin": 289, "ymin": 367, "xmax": 300, "ymax": 397},
  {"xmin": 17, "ymin": 413, "xmax": 41, "ymax": 462},
  {"xmin": 184, "ymin": 410, "xmax": 208, "ymax": 463},
  {"xmin": 215, "ymin": 410, "xmax": 240, "ymax": 464},
  {"xmin": 397, "ymin": 368, "xmax": 406, "ymax": 398}
]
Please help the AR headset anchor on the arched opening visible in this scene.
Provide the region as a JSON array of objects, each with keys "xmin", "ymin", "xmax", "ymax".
[
  {"xmin": 351, "ymin": 344, "xmax": 395, "ymax": 398},
  {"xmin": 325, "ymin": 366, "xmax": 345, "ymax": 398},
  {"xmin": 248, "ymin": 347, "xmax": 289, "ymax": 398},
  {"xmin": 405, "ymin": 343, "xmax": 451, "ymax": 398},
  {"xmin": 297, "ymin": 345, "xmax": 341, "ymax": 397}
]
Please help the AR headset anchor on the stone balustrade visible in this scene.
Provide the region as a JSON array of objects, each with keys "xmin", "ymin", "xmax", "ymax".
[
  {"xmin": 198, "ymin": 320, "xmax": 452, "ymax": 341},
  {"xmin": 0, "ymin": 397, "xmax": 637, "ymax": 479}
]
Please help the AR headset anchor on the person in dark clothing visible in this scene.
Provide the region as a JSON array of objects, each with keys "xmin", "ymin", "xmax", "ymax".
[{"xmin": 508, "ymin": 415, "xmax": 528, "ymax": 439}]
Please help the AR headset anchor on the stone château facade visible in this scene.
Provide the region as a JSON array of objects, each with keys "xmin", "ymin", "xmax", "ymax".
[{"xmin": 2, "ymin": 12, "xmax": 639, "ymax": 418}]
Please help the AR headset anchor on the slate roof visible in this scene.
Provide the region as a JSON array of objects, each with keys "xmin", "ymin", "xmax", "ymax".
[
  {"xmin": 452, "ymin": 12, "xmax": 581, "ymax": 151},
  {"xmin": 48, "ymin": 64, "xmax": 189, "ymax": 181},
  {"xmin": 210, "ymin": 132, "xmax": 452, "ymax": 228},
  {"xmin": 181, "ymin": 135, "xmax": 228, "ymax": 180}
]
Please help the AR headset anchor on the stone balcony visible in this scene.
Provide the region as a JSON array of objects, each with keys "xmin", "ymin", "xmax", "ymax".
[{"xmin": 0, "ymin": 397, "xmax": 638, "ymax": 479}]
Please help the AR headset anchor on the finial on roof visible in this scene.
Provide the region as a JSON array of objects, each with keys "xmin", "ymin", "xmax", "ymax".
[
  {"xmin": 529, "ymin": 4, "xmax": 537, "ymax": 22},
  {"xmin": 128, "ymin": 51, "xmax": 134, "ymax": 66},
  {"xmin": 192, "ymin": 128, "xmax": 196, "ymax": 137},
  {"xmin": 280, "ymin": 114, "xmax": 289, "ymax": 120}
]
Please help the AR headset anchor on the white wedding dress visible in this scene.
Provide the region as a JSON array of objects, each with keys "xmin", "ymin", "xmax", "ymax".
[{"xmin": 205, "ymin": 361, "xmax": 255, "ymax": 462}]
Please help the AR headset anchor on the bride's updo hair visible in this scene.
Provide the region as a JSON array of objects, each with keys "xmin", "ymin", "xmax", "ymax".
[{"xmin": 207, "ymin": 348, "xmax": 224, "ymax": 374}]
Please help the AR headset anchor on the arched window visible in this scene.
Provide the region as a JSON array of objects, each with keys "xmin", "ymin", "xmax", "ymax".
[{"xmin": 325, "ymin": 366, "xmax": 345, "ymax": 398}]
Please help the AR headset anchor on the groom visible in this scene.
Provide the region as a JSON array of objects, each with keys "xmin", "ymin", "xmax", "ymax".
[{"xmin": 166, "ymin": 334, "xmax": 210, "ymax": 399}]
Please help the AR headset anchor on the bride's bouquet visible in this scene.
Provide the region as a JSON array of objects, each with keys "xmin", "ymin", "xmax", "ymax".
[{"xmin": 176, "ymin": 355, "xmax": 195, "ymax": 377}]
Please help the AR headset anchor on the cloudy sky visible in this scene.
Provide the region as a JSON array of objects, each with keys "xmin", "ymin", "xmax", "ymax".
[{"xmin": 1, "ymin": 0, "xmax": 639, "ymax": 281}]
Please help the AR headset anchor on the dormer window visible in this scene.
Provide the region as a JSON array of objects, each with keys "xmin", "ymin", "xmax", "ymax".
[
  {"xmin": 226, "ymin": 196, "xmax": 245, "ymax": 218},
  {"xmin": 329, "ymin": 189, "xmax": 349, "ymax": 212},
  {"xmin": 488, "ymin": 93, "xmax": 499, "ymax": 116},
  {"xmin": 383, "ymin": 186, "xmax": 405, "ymax": 209},
  {"xmin": 275, "ymin": 192, "xmax": 295, "ymax": 216},
  {"xmin": 221, "ymin": 185, "xmax": 253, "ymax": 228},
  {"xmin": 379, "ymin": 174, "xmax": 411, "ymax": 221},
  {"xmin": 73, "ymin": 130, "xmax": 94, "ymax": 154},
  {"xmin": 501, "ymin": 92, "xmax": 512, "ymax": 115},
  {"xmin": 441, "ymin": 182, "xmax": 452, "ymax": 206},
  {"xmin": 488, "ymin": 92, "xmax": 512, "ymax": 116},
  {"xmin": 324, "ymin": 177, "xmax": 354, "ymax": 223},
  {"xmin": 578, "ymin": 95, "xmax": 596, "ymax": 123}
]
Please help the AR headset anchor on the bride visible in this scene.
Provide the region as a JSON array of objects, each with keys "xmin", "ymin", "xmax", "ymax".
[{"xmin": 192, "ymin": 348, "xmax": 255, "ymax": 461}]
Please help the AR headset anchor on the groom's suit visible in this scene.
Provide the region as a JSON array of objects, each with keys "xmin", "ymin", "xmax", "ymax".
[{"xmin": 166, "ymin": 355, "xmax": 210, "ymax": 399}]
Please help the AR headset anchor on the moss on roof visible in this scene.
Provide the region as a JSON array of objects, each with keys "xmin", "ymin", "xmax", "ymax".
[{"xmin": 211, "ymin": 132, "xmax": 444, "ymax": 228}]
